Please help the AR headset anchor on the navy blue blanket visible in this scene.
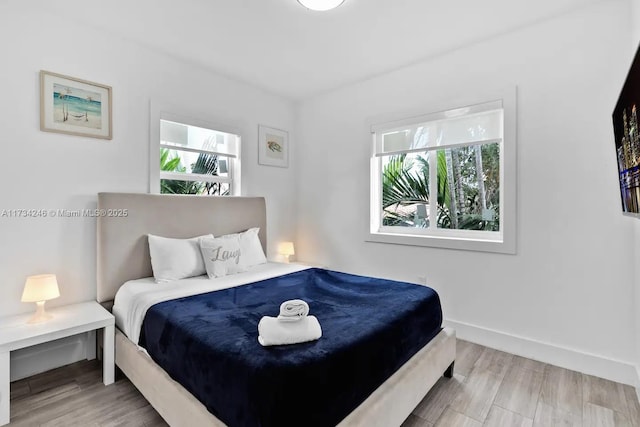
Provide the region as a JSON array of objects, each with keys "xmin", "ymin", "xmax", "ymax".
[{"xmin": 139, "ymin": 268, "xmax": 443, "ymax": 427}]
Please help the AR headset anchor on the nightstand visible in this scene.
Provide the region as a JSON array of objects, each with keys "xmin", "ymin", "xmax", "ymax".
[{"xmin": 0, "ymin": 301, "xmax": 114, "ymax": 426}]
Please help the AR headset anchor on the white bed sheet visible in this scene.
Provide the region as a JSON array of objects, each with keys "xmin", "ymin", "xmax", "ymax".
[{"xmin": 113, "ymin": 262, "xmax": 310, "ymax": 344}]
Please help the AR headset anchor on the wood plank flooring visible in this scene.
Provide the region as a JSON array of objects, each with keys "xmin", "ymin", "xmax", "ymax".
[
  {"xmin": 8, "ymin": 340, "xmax": 639, "ymax": 426},
  {"xmin": 407, "ymin": 341, "xmax": 639, "ymax": 427}
]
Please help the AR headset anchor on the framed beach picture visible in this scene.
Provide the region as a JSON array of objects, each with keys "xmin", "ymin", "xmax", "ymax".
[
  {"xmin": 258, "ymin": 125, "xmax": 288, "ymax": 168},
  {"xmin": 40, "ymin": 70, "xmax": 112, "ymax": 140}
]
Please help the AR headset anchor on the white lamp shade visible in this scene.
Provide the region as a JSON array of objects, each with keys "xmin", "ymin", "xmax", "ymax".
[
  {"xmin": 298, "ymin": 0, "xmax": 345, "ymax": 11},
  {"xmin": 278, "ymin": 242, "xmax": 295, "ymax": 256},
  {"xmin": 22, "ymin": 274, "xmax": 60, "ymax": 303}
]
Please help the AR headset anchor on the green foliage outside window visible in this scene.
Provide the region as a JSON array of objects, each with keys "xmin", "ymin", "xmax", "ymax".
[
  {"xmin": 160, "ymin": 148, "xmax": 229, "ymax": 196},
  {"xmin": 382, "ymin": 144, "xmax": 500, "ymax": 231}
]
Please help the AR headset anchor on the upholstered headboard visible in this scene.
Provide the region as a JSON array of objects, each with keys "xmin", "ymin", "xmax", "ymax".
[{"xmin": 96, "ymin": 193, "xmax": 267, "ymax": 303}]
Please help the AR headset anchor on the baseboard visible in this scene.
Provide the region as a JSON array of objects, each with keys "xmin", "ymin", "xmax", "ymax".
[
  {"xmin": 444, "ymin": 318, "xmax": 637, "ymax": 386},
  {"xmin": 10, "ymin": 333, "xmax": 91, "ymax": 381}
]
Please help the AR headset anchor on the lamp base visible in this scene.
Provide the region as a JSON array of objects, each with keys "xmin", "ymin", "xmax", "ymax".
[
  {"xmin": 283, "ymin": 255, "xmax": 291, "ymax": 264},
  {"xmin": 27, "ymin": 301, "xmax": 53, "ymax": 324}
]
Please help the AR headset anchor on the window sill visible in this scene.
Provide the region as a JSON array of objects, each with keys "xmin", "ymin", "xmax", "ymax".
[{"xmin": 366, "ymin": 231, "xmax": 515, "ymax": 254}]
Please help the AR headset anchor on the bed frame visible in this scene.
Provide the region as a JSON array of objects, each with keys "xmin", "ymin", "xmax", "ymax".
[{"xmin": 96, "ymin": 192, "xmax": 456, "ymax": 427}]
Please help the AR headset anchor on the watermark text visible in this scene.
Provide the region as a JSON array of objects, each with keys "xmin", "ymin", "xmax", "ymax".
[{"xmin": 1, "ymin": 209, "xmax": 128, "ymax": 218}]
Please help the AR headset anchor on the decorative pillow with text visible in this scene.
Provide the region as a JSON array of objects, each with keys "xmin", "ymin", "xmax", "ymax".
[
  {"xmin": 199, "ymin": 235, "xmax": 247, "ymax": 278},
  {"xmin": 220, "ymin": 227, "xmax": 267, "ymax": 268}
]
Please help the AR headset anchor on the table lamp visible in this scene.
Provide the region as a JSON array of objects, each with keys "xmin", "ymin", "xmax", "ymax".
[
  {"xmin": 278, "ymin": 242, "xmax": 295, "ymax": 263},
  {"xmin": 22, "ymin": 274, "xmax": 60, "ymax": 324}
]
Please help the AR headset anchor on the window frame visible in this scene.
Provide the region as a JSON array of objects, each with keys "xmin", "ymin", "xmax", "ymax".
[
  {"xmin": 368, "ymin": 87, "xmax": 517, "ymax": 254},
  {"xmin": 149, "ymin": 104, "xmax": 242, "ymax": 196}
]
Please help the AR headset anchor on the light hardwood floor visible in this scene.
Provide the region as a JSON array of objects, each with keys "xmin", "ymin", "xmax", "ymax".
[{"xmin": 8, "ymin": 340, "xmax": 640, "ymax": 426}]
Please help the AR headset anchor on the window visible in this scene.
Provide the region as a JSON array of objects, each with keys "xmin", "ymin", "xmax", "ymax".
[
  {"xmin": 369, "ymin": 93, "xmax": 516, "ymax": 253},
  {"xmin": 150, "ymin": 110, "xmax": 241, "ymax": 196}
]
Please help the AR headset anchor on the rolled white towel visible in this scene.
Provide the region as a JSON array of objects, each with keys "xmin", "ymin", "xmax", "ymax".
[
  {"xmin": 277, "ymin": 299, "xmax": 310, "ymax": 322},
  {"xmin": 258, "ymin": 315, "xmax": 322, "ymax": 346}
]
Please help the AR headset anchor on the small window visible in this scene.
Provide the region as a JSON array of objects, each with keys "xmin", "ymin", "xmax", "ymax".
[
  {"xmin": 152, "ymin": 117, "xmax": 240, "ymax": 196},
  {"xmin": 369, "ymin": 94, "xmax": 516, "ymax": 253}
]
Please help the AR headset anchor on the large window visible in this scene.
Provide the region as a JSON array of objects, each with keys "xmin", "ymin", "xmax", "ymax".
[
  {"xmin": 370, "ymin": 95, "xmax": 516, "ymax": 253},
  {"xmin": 150, "ymin": 110, "xmax": 241, "ymax": 196}
]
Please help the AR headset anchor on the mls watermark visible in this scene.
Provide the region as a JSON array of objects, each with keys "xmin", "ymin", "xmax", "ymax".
[{"xmin": 1, "ymin": 209, "xmax": 128, "ymax": 218}]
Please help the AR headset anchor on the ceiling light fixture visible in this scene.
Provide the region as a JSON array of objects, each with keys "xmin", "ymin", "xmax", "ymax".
[{"xmin": 297, "ymin": 0, "xmax": 345, "ymax": 11}]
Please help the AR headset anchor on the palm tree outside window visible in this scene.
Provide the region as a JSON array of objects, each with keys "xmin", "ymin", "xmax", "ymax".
[
  {"xmin": 369, "ymin": 94, "xmax": 516, "ymax": 254},
  {"xmin": 159, "ymin": 119, "xmax": 239, "ymax": 196}
]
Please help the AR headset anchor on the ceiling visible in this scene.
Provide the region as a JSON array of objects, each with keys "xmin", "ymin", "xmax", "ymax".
[{"xmin": 42, "ymin": 0, "xmax": 598, "ymax": 100}]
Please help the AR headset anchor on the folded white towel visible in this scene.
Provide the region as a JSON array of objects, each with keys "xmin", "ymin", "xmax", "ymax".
[
  {"xmin": 277, "ymin": 299, "xmax": 310, "ymax": 322},
  {"xmin": 258, "ymin": 315, "xmax": 322, "ymax": 346}
]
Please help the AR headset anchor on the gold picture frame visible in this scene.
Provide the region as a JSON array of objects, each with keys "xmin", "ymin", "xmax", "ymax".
[{"xmin": 40, "ymin": 70, "xmax": 112, "ymax": 140}]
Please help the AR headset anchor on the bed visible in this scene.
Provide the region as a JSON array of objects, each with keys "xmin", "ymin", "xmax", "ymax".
[{"xmin": 97, "ymin": 192, "xmax": 456, "ymax": 427}]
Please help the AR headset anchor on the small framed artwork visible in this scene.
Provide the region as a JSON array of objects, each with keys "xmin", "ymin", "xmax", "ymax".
[
  {"xmin": 258, "ymin": 125, "xmax": 288, "ymax": 168},
  {"xmin": 40, "ymin": 70, "xmax": 112, "ymax": 140}
]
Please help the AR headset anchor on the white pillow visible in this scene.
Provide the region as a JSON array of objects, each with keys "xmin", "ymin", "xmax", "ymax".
[
  {"xmin": 220, "ymin": 228, "xmax": 267, "ymax": 268},
  {"xmin": 200, "ymin": 235, "xmax": 248, "ymax": 278},
  {"xmin": 148, "ymin": 234, "xmax": 212, "ymax": 283}
]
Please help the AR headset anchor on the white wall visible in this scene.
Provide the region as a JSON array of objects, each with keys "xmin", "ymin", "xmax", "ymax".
[
  {"xmin": 0, "ymin": 3, "xmax": 297, "ymax": 378},
  {"xmin": 296, "ymin": 0, "xmax": 637, "ymax": 384},
  {"xmin": 629, "ymin": 0, "xmax": 640, "ymax": 392},
  {"xmin": 632, "ymin": 0, "xmax": 640, "ymax": 45}
]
